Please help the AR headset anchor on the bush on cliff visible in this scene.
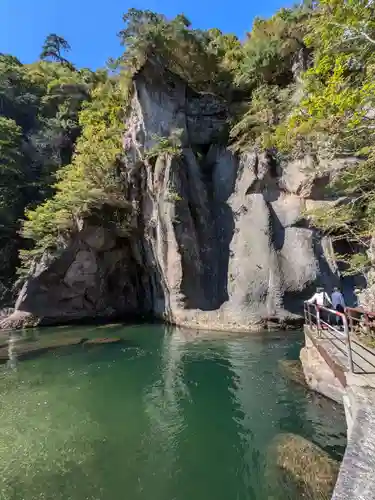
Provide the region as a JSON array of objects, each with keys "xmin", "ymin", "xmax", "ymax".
[
  {"xmin": 20, "ymin": 74, "xmax": 133, "ymax": 268},
  {"xmin": 0, "ymin": 47, "xmax": 99, "ymax": 300},
  {"xmin": 273, "ymin": 0, "xmax": 375, "ymax": 275}
]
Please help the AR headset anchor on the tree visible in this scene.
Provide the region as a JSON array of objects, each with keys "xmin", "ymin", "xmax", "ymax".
[
  {"xmin": 0, "ymin": 50, "xmax": 94, "ymax": 303},
  {"xmin": 117, "ymin": 8, "xmax": 233, "ymax": 93},
  {"xmin": 40, "ymin": 34, "xmax": 74, "ymax": 70},
  {"xmin": 274, "ymin": 0, "xmax": 375, "ymax": 274},
  {"xmin": 236, "ymin": 3, "xmax": 314, "ymax": 88},
  {"xmin": 21, "ymin": 73, "xmax": 133, "ymax": 267}
]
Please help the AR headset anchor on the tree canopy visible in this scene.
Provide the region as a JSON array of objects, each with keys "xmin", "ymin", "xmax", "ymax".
[
  {"xmin": 40, "ymin": 34, "xmax": 74, "ymax": 70},
  {"xmin": 0, "ymin": 45, "xmax": 102, "ymax": 301},
  {"xmin": 271, "ymin": 0, "xmax": 375, "ymax": 273}
]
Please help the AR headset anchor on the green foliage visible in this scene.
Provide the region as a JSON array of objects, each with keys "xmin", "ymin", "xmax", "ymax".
[
  {"xmin": 40, "ymin": 34, "xmax": 74, "ymax": 70},
  {"xmin": 271, "ymin": 0, "xmax": 375, "ymax": 273},
  {"xmin": 0, "ymin": 44, "xmax": 99, "ymax": 301},
  {"xmin": 20, "ymin": 74, "xmax": 133, "ymax": 265},
  {"xmin": 165, "ymin": 190, "xmax": 183, "ymax": 203},
  {"xmin": 230, "ymin": 84, "xmax": 295, "ymax": 152},
  {"xmin": 228, "ymin": 2, "xmax": 314, "ymax": 152},
  {"xmin": 144, "ymin": 129, "xmax": 183, "ymax": 161},
  {"xmin": 117, "ymin": 9, "xmax": 236, "ymax": 93},
  {"xmin": 235, "ymin": 3, "xmax": 313, "ymax": 88}
]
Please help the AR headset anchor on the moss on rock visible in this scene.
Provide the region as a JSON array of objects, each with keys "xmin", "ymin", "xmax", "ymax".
[
  {"xmin": 279, "ymin": 359, "xmax": 309, "ymax": 388},
  {"xmin": 267, "ymin": 433, "xmax": 340, "ymax": 500}
]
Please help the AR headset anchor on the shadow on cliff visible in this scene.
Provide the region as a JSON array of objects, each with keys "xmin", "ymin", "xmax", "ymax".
[{"xmin": 176, "ymin": 148, "xmax": 236, "ymax": 311}]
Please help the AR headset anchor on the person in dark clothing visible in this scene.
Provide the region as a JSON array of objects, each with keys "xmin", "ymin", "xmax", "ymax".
[{"xmin": 331, "ymin": 287, "xmax": 345, "ymax": 326}]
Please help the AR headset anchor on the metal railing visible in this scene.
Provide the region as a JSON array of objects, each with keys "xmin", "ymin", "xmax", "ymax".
[
  {"xmin": 345, "ymin": 306, "xmax": 375, "ymax": 338},
  {"xmin": 304, "ymin": 302, "xmax": 375, "ymax": 374}
]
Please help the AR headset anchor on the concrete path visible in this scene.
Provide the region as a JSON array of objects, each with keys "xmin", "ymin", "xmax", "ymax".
[
  {"xmin": 331, "ymin": 387, "xmax": 375, "ymax": 500},
  {"xmin": 314, "ymin": 326, "xmax": 375, "ymax": 375},
  {"xmin": 306, "ymin": 325, "xmax": 375, "ymax": 500}
]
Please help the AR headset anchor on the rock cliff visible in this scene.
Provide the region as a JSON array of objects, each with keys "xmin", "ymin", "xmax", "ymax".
[{"xmin": 1, "ymin": 59, "xmax": 353, "ymax": 330}]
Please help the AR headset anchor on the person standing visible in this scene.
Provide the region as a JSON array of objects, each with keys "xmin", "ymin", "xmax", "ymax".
[
  {"xmin": 307, "ymin": 287, "xmax": 332, "ymax": 307},
  {"xmin": 331, "ymin": 287, "xmax": 345, "ymax": 326},
  {"xmin": 354, "ymin": 288, "xmax": 362, "ymax": 309},
  {"xmin": 306, "ymin": 287, "xmax": 332, "ymax": 327},
  {"xmin": 331, "ymin": 287, "xmax": 345, "ymax": 313}
]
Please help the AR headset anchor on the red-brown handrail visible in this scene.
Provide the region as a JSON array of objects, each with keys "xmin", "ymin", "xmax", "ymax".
[
  {"xmin": 304, "ymin": 302, "xmax": 375, "ymax": 374},
  {"xmin": 304, "ymin": 302, "xmax": 353, "ymax": 371}
]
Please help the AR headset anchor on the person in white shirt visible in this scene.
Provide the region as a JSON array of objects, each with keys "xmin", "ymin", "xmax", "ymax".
[
  {"xmin": 307, "ymin": 287, "xmax": 332, "ymax": 307},
  {"xmin": 354, "ymin": 288, "xmax": 362, "ymax": 309},
  {"xmin": 306, "ymin": 287, "xmax": 332, "ymax": 327}
]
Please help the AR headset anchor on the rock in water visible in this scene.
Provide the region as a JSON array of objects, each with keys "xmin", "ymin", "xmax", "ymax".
[
  {"xmin": 0, "ymin": 336, "xmax": 87, "ymax": 363},
  {"xmin": 279, "ymin": 359, "xmax": 309, "ymax": 388},
  {"xmin": 83, "ymin": 337, "xmax": 122, "ymax": 345},
  {"xmin": 267, "ymin": 433, "xmax": 340, "ymax": 500}
]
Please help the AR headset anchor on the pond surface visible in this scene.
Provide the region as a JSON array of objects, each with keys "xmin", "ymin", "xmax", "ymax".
[{"xmin": 0, "ymin": 324, "xmax": 346, "ymax": 500}]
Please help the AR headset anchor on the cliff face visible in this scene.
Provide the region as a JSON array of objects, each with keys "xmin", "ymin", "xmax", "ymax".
[{"xmin": 2, "ymin": 59, "xmax": 354, "ymax": 330}]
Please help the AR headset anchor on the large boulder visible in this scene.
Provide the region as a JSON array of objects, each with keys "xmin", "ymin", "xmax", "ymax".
[
  {"xmin": 267, "ymin": 433, "xmax": 340, "ymax": 500},
  {"xmin": 2, "ymin": 228, "xmax": 151, "ymax": 328}
]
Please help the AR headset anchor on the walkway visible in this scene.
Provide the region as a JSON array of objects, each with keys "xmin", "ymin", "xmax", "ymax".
[
  {"xmin": 304, "ymin": 303, "xmax": 375, "ymax": 376},
  {"xmin": 303, "ymin": 303, "xmax": 375, "ymax": 500},
  {"xmin": 331, "ymin": 387, "xmax": 375, "ymax": 500},
  {"xmin": 317, "ymin": 328, "xmax": 375, "ymax": 375}
]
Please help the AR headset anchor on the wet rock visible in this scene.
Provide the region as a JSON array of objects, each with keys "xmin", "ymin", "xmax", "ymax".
[
  {"xmin": 267, "ymin": 433, "xmax": 340, "ymax": 500},
  {"xmin": 279, "ymin": 359, "xmax": 309, "ymax": 388},
  {"xmin": 83, "ymin": 337, "xmax": 122, "ymax": 345},
  {"xmin": 0, "ymin": 307, "xmax": 14, "ymax": 319},
  {"xmin": 300, "ymin": 336, "xmax": 345, "ymax": 404},
  {"xmin": 0, "ymin": 336, "xmax": 86, "ymax": 363},
  {"xmin": 0, "ymin": 310, "xmax": 39, "ymax": 331}
]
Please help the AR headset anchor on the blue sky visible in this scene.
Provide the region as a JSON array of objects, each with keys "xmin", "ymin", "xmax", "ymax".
[{"xmin": 1, "ymin": 0, "xmax": 292, "ymax": 69}]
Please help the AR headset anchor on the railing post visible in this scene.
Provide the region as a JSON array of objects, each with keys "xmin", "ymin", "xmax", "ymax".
[
  {"xmin": 306, "ymin": 303, "xmax": 311, "ymax": 327},
  {"xmin": 316, "ymin": 305, "xmax": 321, "ymax": 337},
  {"xmin": 364, "ymin": 312, "xmax": 370, "ymax": 335},
  {"xmin": 343, "ymin": 314, "xmax": 354, "ymax": 373},
  {"xmin": 348, "ymin": 308, "xmax": 354, "ymax": 333}
]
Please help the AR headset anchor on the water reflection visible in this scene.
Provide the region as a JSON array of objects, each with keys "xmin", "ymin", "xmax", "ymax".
[
  {"xmin": 0, "ymin": 324, "xmax": 346, "ymax": 500},
  {"xmin": 142, "ymin": 327, "xmax": 346, "ymax": 500},
  {"xmin": 142, "ymin": 327, "xmax": 189, "ymax": 498},
  {"xmin": 7, "ymin": 334, "xmax": 18, "ymax": 370}
]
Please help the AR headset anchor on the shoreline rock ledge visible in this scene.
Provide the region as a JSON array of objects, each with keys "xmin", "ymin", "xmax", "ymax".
[{"xmin": 2, "ymin": 58, "xmax": 349, "ymax": 331}]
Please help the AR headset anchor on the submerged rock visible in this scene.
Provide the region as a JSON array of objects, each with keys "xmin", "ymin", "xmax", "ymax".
[
  {"xmin": 267, "ymin": 433, "xmax": 340, "ymax": 500},
  {"xmin": 279, "ymin": 359, "xmax": 309, "ymax": 388},
  {"xmin": 0, "ymin": 336, "xmax": 86, "ymax": 363},
  {"xmin": 83, "ymin": 337, "xmax": 122, "ymax": 345}
]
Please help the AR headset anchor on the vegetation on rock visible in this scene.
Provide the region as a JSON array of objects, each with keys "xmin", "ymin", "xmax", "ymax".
[
  {"xmin": 267, "ymin": 433, "xmax": 339, "ymax": 499},
  {"xmin": 274, "ymin": 0, "xmax": 375, "ymax": 275},
  {"xmin": 20, "ymin": 74, "xmax": 133, "ymax": 268},
  {"xmin": 2, "ymin": 1, "xmax": 375, "ymax": 302},
  {"xmin": 0, "ymin": 48, "xmax": 100, "ymax": 301}
]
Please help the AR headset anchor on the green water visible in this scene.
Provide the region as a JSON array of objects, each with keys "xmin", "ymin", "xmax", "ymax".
[{"xmin": 0, "ymin": 324, "xmax": 346, "ymax": 500}]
